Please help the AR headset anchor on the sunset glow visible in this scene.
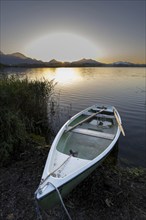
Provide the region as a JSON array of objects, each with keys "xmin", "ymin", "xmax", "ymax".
[
  {"xmin": 25, "ymin": 33, "xmax": 101, "ymax": 62},
  {"xmin": 1, "ymin": 1, "xmax": 145, "ymax": 64}
]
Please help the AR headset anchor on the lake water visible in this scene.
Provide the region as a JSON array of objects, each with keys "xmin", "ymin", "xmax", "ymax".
[{"xmin": 1, "ymin": 67, "xmax": 146, "ymax": 167}]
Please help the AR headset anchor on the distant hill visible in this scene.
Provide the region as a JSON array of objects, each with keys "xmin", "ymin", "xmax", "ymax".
[
  {"xmin": 112, "ymin": 61, "xmax": 135, "ymax": 67},
  {"xmin": 0, "ymin": 51, "xmax": 43, "ymax": 66},
  {"xmin": 0, "ymin": 63, "xmax": 8, "ymax": 68},
  {"xmin": 0, "ymin": 51, "xmax": 145, "ymax": 67},
  {"xmin": 71, "ymin": 58, "xmax": 104, "ymax": 67},
  {"xmin": 10, "ymin": 52, "xmax": 28, "ymax": 59},
  {"xmin": 45, "ymin": 58, "xmax": 105, "ymax": 67},
  {"xmin": 45, "ymin": 59, "xmax": 63, "ymax": 67},
  {"xmin": 110, "ymin": 61, "xmax": 146, "ymax": 67}
]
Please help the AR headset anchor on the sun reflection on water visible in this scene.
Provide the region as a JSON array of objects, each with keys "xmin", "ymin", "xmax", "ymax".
[
  {"xmin": 54, "ymin": 68, "xmax": 82, "ymax": 85},
  {"xmin": 26, "ymin": 68, "xmax": 82, "ymax": 86}
]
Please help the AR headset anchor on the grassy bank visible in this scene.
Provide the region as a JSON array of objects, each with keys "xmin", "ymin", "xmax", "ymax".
[{"xmin": 0, "ymin": 76, "xmax": 55, "ymax": 166}]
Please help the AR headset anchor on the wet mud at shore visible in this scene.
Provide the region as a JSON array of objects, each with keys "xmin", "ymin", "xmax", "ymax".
[{"xmin": 0, "ymin": 146, "xmax": 146, "ymax": 220}]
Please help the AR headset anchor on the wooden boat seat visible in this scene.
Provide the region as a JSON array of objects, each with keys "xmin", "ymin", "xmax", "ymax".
[
  {"xmin": 71, "ymin": 127, "xmax": 115, "ymax": 140},
  {"xmin": 84, "ymin": 112, "xmax": 115, "ymax": 119}
]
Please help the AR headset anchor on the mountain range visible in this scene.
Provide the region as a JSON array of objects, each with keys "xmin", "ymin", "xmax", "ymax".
[
  {"xmin": 0, "ymin": 51, "xmax": 43, "ymax": 66},
  {"xmin": 0, "ymin": 51, "xmax": 145, "ymax": 67}
]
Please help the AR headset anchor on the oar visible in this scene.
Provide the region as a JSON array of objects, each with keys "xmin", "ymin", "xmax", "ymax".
[
  {"xmin": 67, "ymin": 108, "xmax": 105, "ymax": 132},
  {"xmin": 114, "ymin": 109, "xmax": 125, "ymax": 136}
]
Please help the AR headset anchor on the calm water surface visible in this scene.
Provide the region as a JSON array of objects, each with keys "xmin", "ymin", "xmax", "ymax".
[{"xmin": 2, "ymin": 67, "xmax": 146, "ymax": 167}]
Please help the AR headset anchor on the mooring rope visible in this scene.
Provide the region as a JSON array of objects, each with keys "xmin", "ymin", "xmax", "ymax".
[
  {"xmin": 49, "ymin": 182, "xmax": 72, "ymax": 220},
  {"xmin": 34, "ymin": 195, "xmax": 43, "ymax": 220},
  {"xmin": 34, "ymin": 154, "xmax": 73, "ymax": 220},
  {"xmin": 34, "ymin": 183, "xmax": 72, "ymax": 220},
  {"xmin": 39, "ymin": 154, "xmax": 72, "ymax": 188}
]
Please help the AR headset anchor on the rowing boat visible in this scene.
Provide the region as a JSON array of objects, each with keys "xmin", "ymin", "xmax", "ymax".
[{"xmin": 35, "ymin": 104, "xmax": 123, "ymax": 212}]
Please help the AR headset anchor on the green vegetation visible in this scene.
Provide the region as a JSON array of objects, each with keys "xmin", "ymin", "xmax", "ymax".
[
  {"xmin": 0, "ymin": 76, "xmax": 55, "ymax": 166},
  {"xmin": 0, "ymin": 63, "xmax": 7, "ymax": 68}
]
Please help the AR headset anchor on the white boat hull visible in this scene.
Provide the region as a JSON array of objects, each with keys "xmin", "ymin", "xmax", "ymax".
[{"xmin": 35, "ymin": 104, "xmax": 122, "ymax": 211}]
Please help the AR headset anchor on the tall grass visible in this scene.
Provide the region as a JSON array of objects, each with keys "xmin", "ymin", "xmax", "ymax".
[{"xmin": 0, "ymin": 76, "xmax": 55, "ymax": 166}]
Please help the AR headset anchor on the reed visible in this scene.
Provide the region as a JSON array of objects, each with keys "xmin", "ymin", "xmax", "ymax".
[{"xmin": 0, "ymin": 75, "xmax": 55, "ymax": 166}]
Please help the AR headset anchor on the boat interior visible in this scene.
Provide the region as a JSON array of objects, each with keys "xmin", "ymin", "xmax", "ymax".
[{"xmin": 56, "ymin": 108, "xmax": 118, "ymax": 160}]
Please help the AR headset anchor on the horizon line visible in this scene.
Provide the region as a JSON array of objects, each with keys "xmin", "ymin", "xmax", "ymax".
[{"xmin": 0, "ymin": 50, "xmax": 146, "ymax": 65}]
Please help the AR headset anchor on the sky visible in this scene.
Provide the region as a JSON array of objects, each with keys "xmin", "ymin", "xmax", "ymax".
[{"xmin": 0, "ymin": 0, "xmax": 145, "ymax": 63}]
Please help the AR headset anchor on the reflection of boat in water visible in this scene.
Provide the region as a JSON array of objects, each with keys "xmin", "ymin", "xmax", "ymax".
[{"xmin": 35, "ymin": 104, "xmax": 124, "ymax": 212}]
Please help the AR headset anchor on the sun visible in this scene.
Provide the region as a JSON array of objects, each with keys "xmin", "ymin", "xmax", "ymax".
[{"xmin": 25, "ymin": 33, "xmax": 100, "ymax": 62}]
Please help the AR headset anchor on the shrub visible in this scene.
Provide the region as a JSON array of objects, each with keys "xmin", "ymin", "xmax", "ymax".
[
  {"xmin": 0, "ymin": 109, "xmax": 26, "ymax": 166},
  {"xmin": 0, "ymin": 76, "xmax": 55, "ymax": 166}
]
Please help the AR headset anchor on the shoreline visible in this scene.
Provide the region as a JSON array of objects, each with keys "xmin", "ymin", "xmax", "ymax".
[
  {"xmin": 0, "ymin": 145, "xmax": 146, "ymax": 220},
  {"xmin": 1, "ymin": 65, "xmax": 146, "ymax": 69}
]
